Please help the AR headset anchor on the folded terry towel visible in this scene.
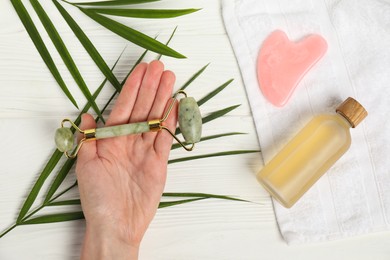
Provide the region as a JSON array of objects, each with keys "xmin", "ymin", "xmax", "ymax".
[{"xmin": 222, "ymin": 0, "xmax": 390, "ymax": 244}]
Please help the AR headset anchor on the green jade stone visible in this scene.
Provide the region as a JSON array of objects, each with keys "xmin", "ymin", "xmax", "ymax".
[
  {"xmin": 55, "ymin": 127, "xmax": 74, "ymax": 152},
  {"xmin": 95, "ymin": 122, "xmax": 150, "ymax": 139},
  {"xmin": 178, "ymin": 97, "xmax": 202, "ymax": 143}
]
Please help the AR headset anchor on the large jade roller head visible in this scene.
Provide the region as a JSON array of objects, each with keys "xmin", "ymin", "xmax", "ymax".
[{"xmin": 55, "ymin": 90, "xmax": 202, "ymax": 158}]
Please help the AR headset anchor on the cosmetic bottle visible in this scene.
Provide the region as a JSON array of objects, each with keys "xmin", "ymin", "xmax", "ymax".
[{"xmin": 257, "ymin": 97, "xmax": 367, "ymax": 208}]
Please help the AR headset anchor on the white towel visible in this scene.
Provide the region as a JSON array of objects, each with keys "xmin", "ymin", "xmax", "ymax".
[{"xmin": 222, "ymin": 0, "xmax": 390, "ymax": 244}]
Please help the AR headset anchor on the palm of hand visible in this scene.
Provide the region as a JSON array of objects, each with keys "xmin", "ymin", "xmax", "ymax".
[{"xmin": 75, "ymin": 61, "xmax": 177, "ymax": 245}]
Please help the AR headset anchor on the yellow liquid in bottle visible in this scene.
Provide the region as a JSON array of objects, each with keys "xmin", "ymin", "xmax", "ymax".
[{"xmin": 257, "ymin": 114, "xmax": 352, "ymax": 208}]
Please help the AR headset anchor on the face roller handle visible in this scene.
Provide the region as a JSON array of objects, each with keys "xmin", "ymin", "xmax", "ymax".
[{"xmin": 54, "ymin": 90, "xmax": 202, "ymax": 158}]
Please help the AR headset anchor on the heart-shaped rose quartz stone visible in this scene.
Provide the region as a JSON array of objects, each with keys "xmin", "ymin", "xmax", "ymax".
[{"xmin": 257, "ymin": 30, "xmax": 327, "ymax": 107}]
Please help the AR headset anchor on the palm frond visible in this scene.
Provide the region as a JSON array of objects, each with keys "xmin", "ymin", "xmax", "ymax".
[
  {"xmin": 21, "ymin": 212, "xmax": 84, "ymax": 225},
  {"xmin": 197, "ymin": 79, "xmax": 234, "ymax": 106},
  {"xmin": 162, "ymin": 192, "xmax": 248, "ymax": 203},
  {"xmin": 168, "ymin": 150, "xmax": 260, "ymax": 164},
  {"xmin": 71, "ymin": 0, "xmax": 160, "ymax": 6},
  {"xmin": 157, "ymin": 26, "xmax": 177, "ymax": 60},
  {"xmin": 85, "ymin": 8, "xmax": 200, "ymax": 18},
  {"xmin": 30, "ymin": 0, "xmax": 104, "ymax": 121},
  {"xmin": 170, "ymin": 132, "xmax": 245, "ymax": 150},
  {"xmin": 53, "ymin": 0, "xmax": 122, "ymax": 92},
  {"xmin": 179, "ymin": 63, "xmax": 209, "ymax": 91},
  {"xmin": 158, "ymin": 198, "xmax": 206, "ymax": 208},
  {"xmin": 77, "ymin": 7, "xmax": 186, "ymax": 58},
  {"xmin": 10, "ymin": 0, "xmax": 79, "ymax": 108},
  {"xmin": 16, "ymin": 151, "xmax": 63, "ymax": 223},
  {"xmin": 47, "ymin": 199, "xmax": 81, "ymax": 206}
]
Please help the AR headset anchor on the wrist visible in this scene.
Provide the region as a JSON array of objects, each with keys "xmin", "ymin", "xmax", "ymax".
[{"xmin": 81, "ymin": 221, "xmax": 140, "ymax": 260}]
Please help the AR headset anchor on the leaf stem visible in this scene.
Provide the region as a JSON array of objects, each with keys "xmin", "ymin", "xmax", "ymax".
[
  {"xmin": 0, "ymin": 224, "xmax": 18, "ymax": 239},
  {"xmin": 21, "ymin": 205, "xmax": 45, "ymax": 222},
  {"xmin": 48, "ymin": 181, "xmax": 78, "ymax": 203},
  {"xmin": 21, "ymin": 181, "xmax": 78, "ymax": 223}
]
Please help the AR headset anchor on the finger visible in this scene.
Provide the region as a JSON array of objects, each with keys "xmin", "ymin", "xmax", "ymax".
[
  {"xmin": 129, "ymin": 60, "xmax": 164, "ymax": 123},
  {"xmin": 147, "ymin": 70, "xmax": 176, "ymax": 120},
  {"xmin": 77, "ymin": 113, "xmax": 97, "ymax": 162},
  {"xmin": 142, "ymin": 70, "xmax": 176, "ymax": 144},
  {"xmin": 154, "ymin": 99, "xmax": 178, "ymax": 159},
  {"xmin": 106, "ymin": 62, "xmax": 148, "ymax": 126}
]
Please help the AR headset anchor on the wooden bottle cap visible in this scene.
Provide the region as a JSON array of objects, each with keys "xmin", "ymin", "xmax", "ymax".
[{"xmin": 336, "ymin": 97, "xmax": 368, "ymax": 128}]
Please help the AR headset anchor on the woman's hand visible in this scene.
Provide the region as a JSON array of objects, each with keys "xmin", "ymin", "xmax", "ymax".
[{"xmin": 76, "ymin": 61, "xmax": 177, "ymax": 260}]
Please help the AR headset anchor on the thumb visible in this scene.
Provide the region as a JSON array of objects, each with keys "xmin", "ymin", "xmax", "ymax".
[{"xmin": 77, "ymin": 113, "xmax": 97, "ymax": 162}]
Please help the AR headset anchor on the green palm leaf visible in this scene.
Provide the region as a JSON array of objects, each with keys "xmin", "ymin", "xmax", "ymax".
[
  {"xmin": 202, "ymin": 105, "xmax": 240, "ymax": 124},
  {"xmin": 171, "ymin": 132, "xmax": 245, "ymax": 150},
  {"xmin": 72, "ymin": 0, "xmax": 160, "ymax": 6},
  {"xmin": 158, "ymin": 198, "xmax": 206, "ymax": 208},
  {"xmin": 21, "ymin": 212, "xmax": 84, "ymax": 225},
  {"xmin": 157, "ymin": 26, "xmax": 177, "ymax": 60},
  {"xmin": 163, "ymin": 192, "xmax": 247, "ymax": 202},
  {"xmin": 10, "ymin": 0, "xmax": 78, "ymax": 108},
  {"xmin": 168, "ymin": 150, "xmax": 260, "ymax": 164},
  {"xmin": 179, "ymin": 63, "xmax": 209, "ymax": 91},
  {"xmin": 86, "ymin": 8, "xmax": 200, "ymax": 18},
  {"xmin": 53, "ymin": 0, "xmax": 122, "ymax": 92},
  {"xmin": 77, "ymin": 8, "xmax": 186, "ymax": 58},
  {"xmin": 197, "ymin": 79, "xmax": 234, "ymax": 106},
  {"xmin": 47, "ymin": 181, "xmax": 78, "ymax": 204},
  {"xmin": 16, "ymin": 151, "xmax": 63, "ymax": 223},
  {"xmin": 30, "ymin": 0, "xmax": 104, "ymax": 122},
  {"xmin": 44, "ymin": 159, "xmax": 76, "ymax": 203},
  {"xmin": 47, "ymin": 199, "xmax": 81, "ymax": 206}
]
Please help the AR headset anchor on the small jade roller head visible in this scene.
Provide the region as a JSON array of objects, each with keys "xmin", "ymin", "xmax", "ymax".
[
  {"xmin": 54, "ymin": 90, "xmax": 202, "ymax": 158},
  {"xmin": 178, "ymin": 96, "xmax": 202, "ymax": 144},
  {"xmin": 54, "ymin": 127, "xmax": 74, "ymax": 153}
]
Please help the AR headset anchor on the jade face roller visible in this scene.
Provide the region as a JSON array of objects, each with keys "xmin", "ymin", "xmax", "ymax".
[{"xmin": 55, "ymin": 90, "xmax": 202, "ymax": 158}]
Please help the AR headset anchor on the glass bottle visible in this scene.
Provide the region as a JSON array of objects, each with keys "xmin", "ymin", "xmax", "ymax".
[{"xmin": 257, "ymin": 97, "xmax": 368, "ymax": 208}]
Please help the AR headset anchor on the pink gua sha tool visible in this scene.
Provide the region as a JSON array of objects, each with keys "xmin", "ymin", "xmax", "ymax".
[{"xmin": 257, "ymin": 30, "xmax": 328, "ymax": 107}]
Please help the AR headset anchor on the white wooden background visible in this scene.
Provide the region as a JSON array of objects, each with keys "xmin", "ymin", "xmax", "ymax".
[{"xmin": 1, "ymin": 0, "xmax": 390, "ymax": 259}]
